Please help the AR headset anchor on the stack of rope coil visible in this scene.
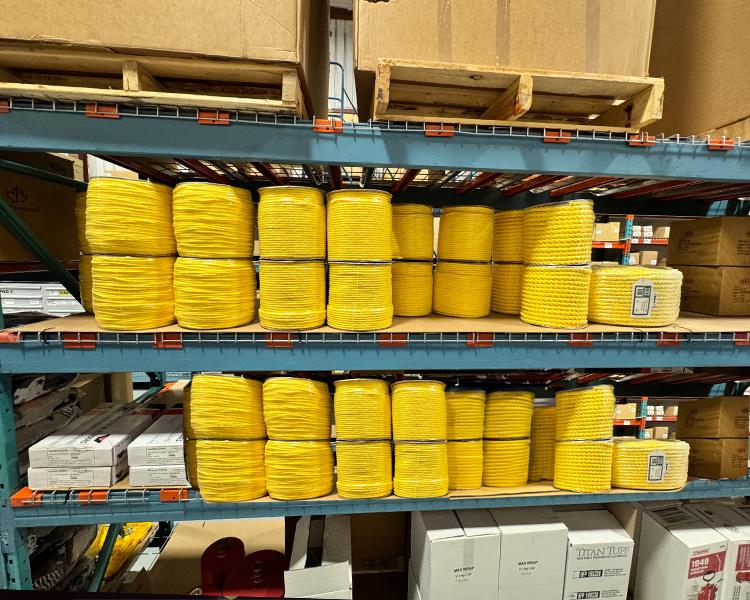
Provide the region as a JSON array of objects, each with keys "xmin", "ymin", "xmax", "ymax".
[
  {"xmin": 258, "ymin": 186, "xmax": 326, "ymax": 329},
  {"xmin": 528, "ymin": 405, "xmax": 556, "ymax": 482},
  {"xmin": 520, "ymin": 265, "xmax": 592, "ymax": 328},
  {"xmin": 491, "ymin": 262, "xmax": 523, "ymax": 315},
  {"xmin": 483, "ymin": 391, "xmax": 534, "ymax": 487},
  {"xmin": 491, "ymin": 210, "xmax": 523, "ymax": 315},
  {"xmin": 392, "ymin": 204, "xmax": 434, "ymax": 317},
  {"xmin": 392, "ymin": 261, "xmax": 433, "ymax": 317},
  {"xmin": 611, "ymin": 439, "xmax": 689, "ymax": 490},
  {"xmin": 327, "ymin": 189, "xmax": 393, "ymax": 330},
  {"xmin": 74, "ymin": 191, "xmax": 93, "ymax": 313},
  {"xmin": 446, "ymin": 389, "xmax": 485, "ymax": 490},
  {"xmin": 78, "ymin": 254, "xmax": 94, "ymax": 314}
]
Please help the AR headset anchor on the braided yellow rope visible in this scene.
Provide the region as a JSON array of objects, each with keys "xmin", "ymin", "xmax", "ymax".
[
  {"xmin": 447, "ymin": 440, "xmax": 483, "ymax": 490},
  {"xmin": 78, "ymin": 254, "xmax": 93, "ymax": 313},
  {"xmin": 493, "ymin": 210, "xmax": 523, "ymax": 263},
  {"xmin": 327, "ymin": 262, "xmax": 393, "ymax": 330},
  {"xmin": 523, "ymin": 200, "xmax": 594, "ymax": 265},
  {"xmin": 327, "ymin": 189, "xmax": 392, "ymax": 261},
  {"xmin": 265, "ymin": 440, "xmax": 334, "ymax": 500},
  {"xmin": 173, "ymin": 183, "xmax": 254, "ymax": 258},
  {"xmin": 91, "ymin": 256, "xmax": 175, "ymax": 330},
  {"xmin": 258, "ymin": 186, "xmax": 326, "ymax": 259},
  {"xmin": 483, "ymin": 439, "xmax": 530, "ymax": 487},
  {"xmin": 333, "ymin": 379, "xmax": 391, "ymax": 440},
  {"xmin": 528, "ymin": 406, "xmax": 556, "ymax": 482},
  {"xmin": 392, "ymin": 261, "xmax": 433, "ymax": 317},
  {"xmin": 335, "ymin": 441, "xmax": 393, "ymax": 499},
  {"xmin": 392, "ymin": 204, "xmax": 434, "ymax": 260},
  {"xmin": 86, "ymin": 178, "xmax": 176, "ymax": 256},
  {"xmin": 258, "ymin": 260, "xmax": 326, "ymax": 330},
  {"xmin": 446, "ymin": 389, "xmax": 486, "ymax": 440},
  {"xmin": 433, "ymin": 261, "xmax": 492, "ymax": 318},
  {"xmin": 262, "ymin": 377, "xmax": 331, "ymax": 441},
  {"xmin": 392, "ymin": 380, "xmax": 447, "ymax": 441},
  {"xmin": 437, "ymin": 206, "xmax": 493, "ymax": 262},
  {"xmin": 491, "ymin": 262, "xmax": 523, "ymax": 315},
  {"xmin": 189, "ymin": 439, "xmax": 266, "ymax": 502},
  {"xmin": 521, "ymin": 265, "xmax": 592, "ymax": 328},
  {"xmin": 554, "ymin": 440, "xmax": 613, "ymax": 493},
  {"xmin": 484, "ymin": 391, "xmax": 534, "ymax": 439},
  {"xmin": 185, "ymin": 439, "xmax": 198, "ymax": 487},
  {"xmin": 393, "ymin": 442, "xmax": 448, "ymax": 498},
  {"xmin": 589, "ymin": 265, "xmax": 683, "ymax": 326},
  {"xmin": 612, "ymin": 439, "xmax": 689, "ymax": 490},
  {"xmin": 556, "ymin": 385, "xmax": 615, "ymax": 441},
  {"xmin": 75, "ymin": 192, "xmax": 92, "ymax": 254}
]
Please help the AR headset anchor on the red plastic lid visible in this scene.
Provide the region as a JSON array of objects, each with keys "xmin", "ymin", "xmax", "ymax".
[
  {"xmin": 201, "ymin": 537, "xmax": 245, "ymax": 595},
  {"xmin": 222, "ymin": 550, "xmax": 286, "ymax": 598}
]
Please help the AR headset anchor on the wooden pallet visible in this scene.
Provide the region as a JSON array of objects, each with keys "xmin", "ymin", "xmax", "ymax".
[
  {"xmin": 0, "ymin": 42, "xmax": 309, "ymax": 116},
  {"xmin": 373, "ymin": 59, "xmax": 664, "ymax": 133}
]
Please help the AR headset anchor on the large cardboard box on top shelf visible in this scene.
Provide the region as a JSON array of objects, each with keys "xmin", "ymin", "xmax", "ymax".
[{"xmin": 668, "ymin": 218, "xmax": 750, "ymax": 267}]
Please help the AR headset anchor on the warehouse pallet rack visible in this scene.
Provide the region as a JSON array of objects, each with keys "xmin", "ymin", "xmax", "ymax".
[{"xmin": 0, "ymin": 100, "xmax": 750, "ymax": 589}]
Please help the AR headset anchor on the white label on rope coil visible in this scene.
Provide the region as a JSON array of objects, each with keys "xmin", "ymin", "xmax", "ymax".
[
  {"xmin": 647, "ymin": 450, "xmax": 667, "ymax": 482},
  {"xmin": 631, "ymin": 278, "xmax": 656, "ymax": 317}
]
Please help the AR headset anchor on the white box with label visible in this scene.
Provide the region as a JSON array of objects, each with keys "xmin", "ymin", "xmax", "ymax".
[
  {"xmin": 28, "ymin": 457, "xmax": 127, "ymax": 490},
  {"xmin": 129, "ymin": 465, "xmax": 190, "ymax": 488},
  {"xmin": 127, "ymin": 411, "xmax": 185, "ymax": 467}
]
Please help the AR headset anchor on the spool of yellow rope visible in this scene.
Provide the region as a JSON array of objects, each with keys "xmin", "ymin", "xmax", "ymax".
[
  {"xmin": 392, "ymin": 261, "xmax": 433, "ymax": 317},
  {"xmin": 392, "ymin": 204, "xmax": 434, "ymax": 260},
  {"xmin": 173, "ymin": 257, "xmax": 256, "ymax": 329},
  {"xmin": 612, "ymin": 439, "xmax": 689, "ymax": 490},
  {"xmin": 523, "ymin": 200, "xmax": 594, "ymax": 265},
  {"xmin": 528, "ymin": 406, "xmax": 556, "ymax": 482},
  {"xmin": 447, "ymin": 440, "xmax": 483, "ymax": 490},
  {"xmin": 185, "ymin": 374, "xmax": 265, "ymax": 440},
  {"xmin": 588, "ymin": 265, "xmax": 683, "ymax": 326},
  {"xmin": 483, "ymin": 439, "xmax": 530, "ymax": 487},
  {"xmin": 258, "ymin": 186, "xmax": 326, "ymax": 259},
  {"xmin": 446, "ymin": 389, "xmax": 485, "ymax": 440},
  {"xmin": 185, "ymin": 439, "xmax": 198, "ymax": 487},
  {"xmin": 484, "ymin": 391, "xmax": 534, "ymax": 439},
  {"xmin": 392, "ymin": 380, "xmax": 447, "ymax": 441},
  {"xmin": 491, "ymin": 262, "xmax": 523, "ymax": 315},
  {"xmin": 265, "ymin": 440, "xmax": 334, "ymax": 500},
  {"xmin": 190, "ymin": 439, "xmax": 267, "ymax": 502},
  {"xmin": 433, "ymin": 261, "xmax": 491, "ymax": 318},
  {"xmin": 327, "ymin": 189, "xmax": 392, "ymax": 261},
  {"xmin": 263, "ymin": 377, "xmax": 331, "ymax": 441},
  {"xmin": 555, "ymin": 385, "xmax": 615, "ymax": 441},
  {"xmin": 554, "ymin": 440, "xmax": 613, "ymax": 493},
  {"xmin": 437, "ymin": 206, "xmax": 493, "ymax": 262},
  {"xmin": 393, "ymin": 442, "xmax": 449, "ymax": 498},
  {"xmin": 78, "ymin": 254, "xmax": 93, "ymax": 313},
  {"xmin": 75, "ymin": 191, "xmax": 92, "ymax": 254},
  {"xmin": 327, "ymin": 262, "xmax": 393, "ymax": 330},
  {"xmin": 86, "ymin": 178, "xmax": 176, "ymax": 256},
  {"xmin": 493, "ymin": 209, "xmax": 523, "ymax": 263},
  {"xmin": 335, "ymin": 441, "xmax": 393, "ymax": 499},
  {"xmin": 91, "ymin": 255, "xmax": 175, "ymax": 330},
  {"xmin": 258, "ymin": 260, "xmax": 326, "ymax": 330},
  {"xmin": 521, "ymin": 264, "xmax": 592, "ymax": 328},
  {"xmin": 333, "ymin": 379, "xmax": 391, "ymax": 440},
  {"xmin": 173, "ymin": 183, "xmax": 254, "ymax": 258}
]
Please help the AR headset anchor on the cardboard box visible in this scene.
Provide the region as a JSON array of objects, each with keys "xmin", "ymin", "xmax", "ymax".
[
  {"xmin": 644, "ymin": 428, "xmax": 654, "ymax": 440},
  {"xmin": 628, "ymin": 253, "xmax": 641, "ymax": 266},
  {"xmin": 668, "ymin": 218, "xmax": 750, "ymax": 266},
  {"xmin": 639, "ymin": 250, "xmax": 659, "ymax": 266},
  {"xmin": 642, "ymin": 225, "xmax": 654, "ymax": 238},
  {"xmin": 594, "ymin": 222, "xmax": 621, "ymax": 242},
  {"xmin": 127, "ymin": 410, "xmax": 184, "ymax": 467},
  {"xmin": 676, "ymin": 397, "xmax": 749, "ymax": 439},
  {"xmin": 665, "ymin": 406, "xmax": 679, "ymax": 418},
  {"xmin": 677, "ymin": 265, "xmax": 750, "ymax": 316},
  {"xmin": 655, "ymin": 405, "xmax": 665, "ymax": 415},
  {"xmin": 129, "ymin": 465, "xmax": 189, "ymax": 488},
  {"xmin": 653, "ymin": 426, "xmax": 670, "ymax": 440},
  {"xmin": 615, "ymin": 403, "xmax": 639, "ymax": 421},
  {"xmin": 407, "ymin": 563, "xmax": 422, "ymax": 600},
  {"xmin": 654, "ymin": 225, "xmax": 671, "ymax": 239},
  {"xmin": 28, "ymin": 457, "xmax": 127, "ymax": 490},
  {"xmin": 682, "ymin": 438, "xmax": 748, "ymax": 480},
  {"xmin": 632, "ymin": 225, "xmax": 643, "ymax": 238}
]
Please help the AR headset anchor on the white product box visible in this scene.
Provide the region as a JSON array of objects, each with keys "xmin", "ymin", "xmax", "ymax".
[
  {"xmin": 632, "ymin": 225, "xmax": 643, "ymax": 238},
  {"xmin": 490, "ymin": 507, "xmax": 567, "ymax": 600},
  {"xmin": 557, "ymin": 509, "xmax": 634, "ymax": 600},
  {"xmin": 635, "ymin": 503, "xmax": 728, "ymax": 600},
  {"xmin": 129, "ymin": 465, "xmax": 190, "ymax": 488},
  {"xmin": 642, "ymin": 225, "xmax": 654, "ymax": 236},
  {"xmin": 407, "ymin": 562, "xmax": 423, "ymax": 600},
  {"xmin": 28, "ymin": 457, "xmax": 128, "ymax": 489},
  {"xmin": 127, "ymin": 411, "xmax": 184, "ymax": 467}
]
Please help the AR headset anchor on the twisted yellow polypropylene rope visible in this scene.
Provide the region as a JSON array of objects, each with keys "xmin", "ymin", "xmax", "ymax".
[
  {"xmin": 75, "ymin": 192, "xmax": 92, "ymax": 254},
  {"xmin": 185, "ymin": 374, "xmax": 265, "ymax": 440},
  {"xmin": 521, "ymin": 265, "xmax": 592, "ymax": 328},
  {"xmin": 554, "ymin": 440, "xmax": 613, "ymax": 493},
  {"xmin": 258, "ymin": 260, "xmax": 326, "ymax": 330},
  {"xmin": 393, "ymin": 442, "xmax": 449, "ymax": 498},
  {"xmin": 491, "ymin": 262, "xmax": 523, "ymax": 315},
  {"xmin": 86, "ymin": 178, "xmax": 176, "ymax": 256},
  {"xmin": 493, "ymin": 209, "xmax": 523, "ymax": 263},
  {"xmin": 392, "ymin": 380, "xmax": 447, "ymax": 440},
  {"xmin": 173, "ymin": 183, "xmax": 254, "ymax": 258},
  {"xmin": 446, "ymin": 389, "xmax": 486, "ymax": 440},
  {"xmin": 523, "ymin": 200, "xmax": 594, "ymax": 265},
  {"xmin": 528, "ymin": 406, "xmax": 556, "ymax": 482},
  {"xmin": 392, "ymin": 261, "xmax": 433, "ymax": 317},
  {"xmin": 78, "ymin": 254, "xmax": 93, "ymax": 313},
  {"xmin": 334, "ymin": 379, "xmax": 391, "ymax": 440},
  {"xmin": 484, "ymin": 391, "xmax": 535, "ymax": 439},
  {"xmin": 327, "ymin": 262, "xmax": 393, "ymax": 330},
  {"xmin": 91, "ymin": 256, "xmax": 175, "ymax": 330},
  {"xmin": 173, "ymin": 258, "xmax": 256, "ymax": 329},
  {"xmin": 447, "ymin": 440, "xmax": 483, "ymax": 490},
  {"xmin": 588, "ymin": 265, "xmax": 683, "ymax": 326},
  {"xmin": 327, "ymin": 189, "xmax": 392, "ymax": 261},
  {"xmin": 556, "ymin": 385, "xmax": 615, "ymax": 441},
  {"xmin": 185, "ymin": 439, "xmax": 198, "ymax": 487},
  {"xmin": 258, "ymin": 186, "xmax": 326, "ymax": 259},
  {"xmin": 483, "ymin": 439, "xmax": 530, "ymax": 487},
  {"xmin": 335, "ymin": 441, "xmax": 393, "ymax": 499},
  {"xmin": 437, "ymin": 206, "xmax": 493, "ymax": 262},
  {"xmin": 392, "ymin": 204, "xmax": 434, "ymax": 260},
  {"xmin": 189, "ymin": 439, "xmax": 266, "ymax": 502},
  {"xmin": 262, "ymin": 377, "xmax": 331, "ymax": 441},
  {"xmin": 433, "ymin": 261, "xmax": 492, "ymax": 318},
  {"xmin": 265, "ymin": 440, "xmax": 334, "ymax": 500},
  {"xmin": 612, "ymin": 439, "xmax": 689, "ymax": 490}
]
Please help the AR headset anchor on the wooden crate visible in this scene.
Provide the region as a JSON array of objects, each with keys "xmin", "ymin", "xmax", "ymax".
[{"xmin": 372, "ymin": 60, "xmax": 665, "ymax": 133}]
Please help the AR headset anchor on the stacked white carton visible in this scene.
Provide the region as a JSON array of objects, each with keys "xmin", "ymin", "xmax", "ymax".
[{"xmin": 127, "ymin": 409, "xmax": 190, "ymax": 487}]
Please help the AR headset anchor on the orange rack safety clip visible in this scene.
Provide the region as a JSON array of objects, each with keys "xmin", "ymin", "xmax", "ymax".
[
  {"xmin": 85, "ymin": 103, "xmax": 119, "ymax": 119},
  {"xmin": 153, "ymin": 333, "xmax": 183, "ymax": 350},
  {"xmin": 197, "ymin": 109, "xmax": 231, "ymax": 125},
  {"xmin": 264, "ymin": 333, "xmax": 295, "ymax": 349},
  {"xmin": 378, "ymin": 333, "xmax": 408, "ymax": 347},
  {"xmin": 424, "ymin": 123, "xmax": 455, "ymax": 137},
  {"xmin": 466, "ymin": 333, "xmax": 493, "ymax": 348},
  {"xmin": 0, "ymin": 99, "xmax": 10, "ymax": 113},
  {"xmin": 707, "ymin": 137, "xmax": 736, "ymax": 151},
  {"xmin": 628, "ymin": 133, "xmax": 657, "ymax": 147},
  {"xmin": 313, "ymin": 117, "xmax": 344, "ymax": 133},
  {"xmin": 543, "ymin": 130, "xmax": 572, "ymax": 144},
  {"xmin": 568, "ymin": 333, "xmax": 593, "ymax": 347},
  {"xmin": 160, "ymin": 489, "xmax": 189, "ymax": 502}
]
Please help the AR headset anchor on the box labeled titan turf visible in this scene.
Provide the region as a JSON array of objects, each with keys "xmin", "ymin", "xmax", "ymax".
[
  {"xmin": 129, "ymin": 465, "xmax": 190, "ymax": 488},
  {"xmin": 127, "ymin": 410, "xmax": 184, "ymax": 467},
  {"xmin": 27, "ymin": 456, "xmax": 127, "ymax": 489}
]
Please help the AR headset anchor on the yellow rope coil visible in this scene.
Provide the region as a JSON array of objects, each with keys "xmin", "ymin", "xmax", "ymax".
[
  {"xmin": 554, "ymin": 440, "xmax": 613, "ymax": 493},
  {"xmin": 258, "ymin": 186, "xmax": 326, "ymax": 259},
  {"xmin": 588, "ymin": 265, "xmax": 683, "ymax": 326},
  {"xmin": 335, "ymin": 441, "xmax": 393, "ymax": 499},
  {"xmin": 78, "ymin": 254, "xmax": 93, "ymax": 313},
  {"xmin": 555, "ymin": 385, "xmax": 615, "ymax": 441},
  {"xmin": 333, "ymin": 379, "xmax": 391, "ymax": 440},
  {"xmin": 189, "ymin": 439, "xmax": 267, "ymax": 502},
  {"xmin": 86, "ymin": 178, "xmax": 176, "ymax": 256},
  {"xmin": 173, "ymin": 257, "xmax": 256, "ymax": 329},
  {"xmin": 392, "ymin": 261, "xmax": 433, "ymax": 317},
  {"xmin": 75, "ymin": 191, "xmax": 92, "ymax": 254},
  {"xmin": 521, "ymin": 264, "xmax": 592, "ymax": 328},
  {"xmin": 482, "ymin": 439, "xmax": 530, "ymax": 487},
  {"xmin": 392, "ymin": 380, "xmax": 447, "ymax": 441},
  {"xmin": 612, "ymin": 439, "xmax": 689, "ymax": 490},
  {"xmin": 393, "ymin": 442, "xmax": 449, "ymax": 498},
  {"xmin": 262, "ymin": 377, "xmax": 331, "ymax": 441},
  {"xmin": 491, "ymin": 262, "xmax": 523, "ymax": 315},
  {"xmin": 185, "ymin": 439, "xmax": 198, "ymax": 487},
  {"xmin": 185, "ymin": 374, "xmax": 265, "ymax": 440},
  {"xmin": 446, "ymin": 389, "xmax": 486, "ymax": 440},
  {"xmin": 433, "ymin": 261, "xmax": 492, "ymax": 318},
  {"xmin": 265, "ymin": 440, "xmax": 334, "ymax": 500},
  {"xmin": 437, "ymin": 206, "xmax": 494, "ymax": 262},
  {"xmin": 91, "ymin": 255, "xmax": 175, "ymax": 330},
  {"xmin": 327, "ymin": 189, "xmax": 392, "ymax": 261},
  {"xmin": 484, "ymin": 391, "xmax": 535, "ymax": 439},
  {"xmin": 528, "ymin": 406, "xmax": 556, "ymax": 482},
  {"xmin": 173, "ymin": 183, "xmax": 254, "ymax": 258},
  {"xmin": 447, "ymin": 440, "xmax": 483, "ymax": 490},
  {"xmin": 258, "ymin": 260, "xmax": 326, "ymax": 330},
  {"xmin": 392, "ymin": 204, "xmax": 434, "ymax": 260},
  {"xmin": 522, "ymin": 200, "xmax": 595, "ymax": 265},
  {"xmin": 327, "ymin": 262, "xmax": 393, "ymax": 330},
  {"xmin": 493, "ymin": 210, "xmax": 523, "ymax": 263}
]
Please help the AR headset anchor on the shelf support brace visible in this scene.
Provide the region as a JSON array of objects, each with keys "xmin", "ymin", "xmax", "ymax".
[{"xmin": 88, "ymin": 523, "xmax": 124, "ymax": 592}]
